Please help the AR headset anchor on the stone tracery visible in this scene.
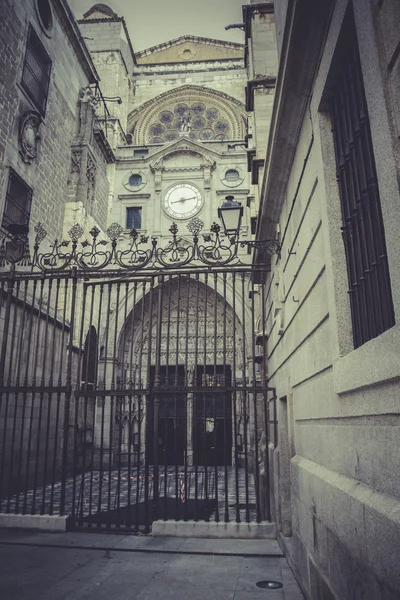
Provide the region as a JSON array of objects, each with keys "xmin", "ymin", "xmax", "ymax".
[
  {"xmin": 128, "ymin": 86, "xmax": 246, "ymax": 145},
  {"xmin": 118, "ymin": 278, "xmax": 245, "ymax": 383}
]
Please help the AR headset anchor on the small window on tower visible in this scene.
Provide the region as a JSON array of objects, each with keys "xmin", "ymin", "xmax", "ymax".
[
  {"xmin": 1, "ymin": 169, "xmax": 33, "ymax": 235},
  {"xmin": 21, "ymin": 25, "xmax": 52, "ymax": 116},
  {"xmin": 129, "ymin": 174, "xmax": 142, "ymax": 187},
  {"xmin": 225, "ymin": 169, "xmax": 240, "ymax": 182},
  {"xmin": 126, "ymin": 207, "xmax": 142, "ymax": 230}
]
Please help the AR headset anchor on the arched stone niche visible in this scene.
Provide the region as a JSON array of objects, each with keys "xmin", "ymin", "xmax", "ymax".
[
  {"xmin": 128, "ymin": 86, "xmax": 247, "ymax": 145},
  {"xmin": 117, "ymin": 276, "xmax": 248, "ymax": 385}
]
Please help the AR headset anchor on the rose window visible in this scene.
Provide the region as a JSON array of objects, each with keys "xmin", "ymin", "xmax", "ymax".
[{"xmin": 147, "ymin": 102, "xmax": 232, "ymax": 144}]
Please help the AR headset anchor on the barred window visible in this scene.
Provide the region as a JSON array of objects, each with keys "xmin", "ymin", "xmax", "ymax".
[
  {"xmin": 1, "ymin": 169, "xmax": 33, "ymax": 234},
  {"xmin": 328, "ymin": 10, "xmax": 395, "ymax": 348},
  {"xmin": 126, "ymin": 207, "xmax": 142, "ymax": 230},
  {"xmin": 21, "ymin": 25, "xmax": 52, "ymax": 116}
]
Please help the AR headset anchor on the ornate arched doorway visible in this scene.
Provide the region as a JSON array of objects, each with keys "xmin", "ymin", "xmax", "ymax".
[{"xmin": 119, "ymin": 275, "xmax": 245, "ymax": 468}]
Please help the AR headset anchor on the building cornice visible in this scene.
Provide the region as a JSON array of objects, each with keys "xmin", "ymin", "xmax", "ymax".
[
  {"xmin": 94, "ymin": 128, "xmax": 116, "ymax": 164},
  {"xmin": 136, "ymin": 35, "xmax": 244, "ymax": 58},
  {"xmin": 245, "ymin": 76, "xmax": 277, "ymax": 111},
  {"xmin": 255, "ymin": 0, "xmax": 335, "ymax": 267}
]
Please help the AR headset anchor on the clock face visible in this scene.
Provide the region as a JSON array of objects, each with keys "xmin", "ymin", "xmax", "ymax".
[{"xmin": 163, "ymin": 183, "xmax": 202, "ymax": 220}]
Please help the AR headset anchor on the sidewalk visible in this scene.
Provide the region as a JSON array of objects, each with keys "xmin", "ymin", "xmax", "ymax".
[{"xmin": 0, "ymin": 529, "xmax": 305, "ymax": 600}]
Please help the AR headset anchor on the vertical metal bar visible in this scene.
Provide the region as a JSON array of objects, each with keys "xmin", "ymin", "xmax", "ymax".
[
  {"xmin": 193, "ymin": 273, "xmax": 200, "ymax": 520},
  {"xmin": 96, "ymin": 282, "xmax": 112, "ymax": 527},
  {"xmin": 203, "ymin": 272, "xmax": 209, "ymax": 519},
  {"xmin": 5, "ymin": 278, "xmax": 20, "ymax": 386},
  {"xmin": 232, "ymin": 272, "xmax": 240, "ymax": 523},
  {"xmin": 60, "ymin": 270, "xmax": 78, "ymax": 517},
  {"xmin": 126, "ymin": 281, "xmax": 137, "ymax": 530},
  {"xmin": 88, "ymin": 283, "xmax": 103, "ymax": 526},
  {"xmin": 163, "ymin": 275, "xmax": 172, "ymax": 520},
  {"xmin": 4, "ymin": 278, "xmax": 21, "ymax": 512},
  {"xmin": 14, "ymin": 279, "xmax": 29, "ymax": 515},
  {"xmin": 213, "ymin": 272, "xmax": 219, "ymax": 522},
  {"xmin": 31, "ymin": 277, "xmax": 45, "ymax": 515},
  {"xmin": 22, "ymin": 278, "xmax": 38, "ymax": 514},
  {"xmin": 0, "ymin": 269, "xmax": 15, "ymax": 387},
  {"xmin": 49, "ymin": 278, "xmax": 68, "ymax": 516},
  {"xmin": 173, "ymin": 274, "xmax": 181, "ymax": 520},
  {"xmin": 71, "ymin": 282, "xmax": 88, "ymax": 525},
  {"xmin": 261, "ymin": 281, "xmax": 271, "ymax": 521},
  {"xmin": 0, "ymin": 272, "xmax": 15, "ymax": 511},
  {"xmin": 107, "ymin": 281, "xmax": 121, "ymax": 529},
  {"xmin": 39, "ymin": 278, "xmax": 54, "ymax": 515},
  {"xmin": 118, "ymin": 281, "xmax": 129, "ymax": 528},
  {"xmin": 144, "ymin": 278, "xmax": 154, "ymax": 532},
  {"xmin": 183, "ymin": 276, "xmax": 190, "ymax": 520},
  {"xmin": 79, "ymin": 283, "xmax": 96, "ymax": 527},
  {"xmin": 251, "ymin": 278, "xmax": 261, "ymax": 523},
  {"xmin": 152, "ymin": 274, "xmax": 164, "ymax": 523},
  {"xmin": 222, "ymin": 272, "xmax": 229, "ymax": 523},
  {"xmin": 135, "ymin": 281, "xmax": 146, "ymax": 531},
  {"xmin": 241, "ymin": 272, "xmax": 250, "ymax": 523}
]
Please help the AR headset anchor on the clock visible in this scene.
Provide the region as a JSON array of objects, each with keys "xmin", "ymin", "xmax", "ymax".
[{"xmin": 163, "ymin": 183, "xmax": 203, "ymax": 220}]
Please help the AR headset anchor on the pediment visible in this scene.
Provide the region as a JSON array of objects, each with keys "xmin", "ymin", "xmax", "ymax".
[
  {"xmin": 147, "ymin": 138, "xmax": 219, "ymax": 171},
  {"xmin": 136, "ymin": 36, "xmax": 244, "ymax": 65}
]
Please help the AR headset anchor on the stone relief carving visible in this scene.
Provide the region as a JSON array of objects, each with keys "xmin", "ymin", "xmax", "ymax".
[
  {"xmin": 19, "ymin": 111, "xmax": 41, "ymax": 164},
  {"xmin": 70, "ymin": 150, "xmax": 82, "ymax": 174},
  {"xmin": 86, "ymin": 153, "xmax": 97, "ymax": 209}
]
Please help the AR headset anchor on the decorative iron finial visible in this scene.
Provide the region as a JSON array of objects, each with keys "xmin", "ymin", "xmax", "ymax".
[
  {"xmin": 106, "ymin": 223, "xmax": 124, "ymax": 241},
  {"xmin": 187, "ymin": 218, "xmax": 204, "ymax": 237},
  {"xmin": 68, "ymin": 224, "xmax": 84, "ymax": 242},
  {"xmin": 34, "ymin": 222, "xmax": 47, "ymax": 245}
]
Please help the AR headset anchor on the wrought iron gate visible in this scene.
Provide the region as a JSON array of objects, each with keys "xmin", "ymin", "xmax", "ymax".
[{"xmin": 0, "ymin": 221, "xmax": 277, "ymax": 532}]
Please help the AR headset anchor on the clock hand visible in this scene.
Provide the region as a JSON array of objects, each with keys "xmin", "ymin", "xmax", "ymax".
[{"xmin": 170, "ymin": 196, "xmax": 197, "ymax": 204}]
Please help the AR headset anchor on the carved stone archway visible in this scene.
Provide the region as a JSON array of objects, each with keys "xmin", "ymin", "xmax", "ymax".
[{"xmin": 128, "ymin": 85, "xmax": 247, "ymax": 145}]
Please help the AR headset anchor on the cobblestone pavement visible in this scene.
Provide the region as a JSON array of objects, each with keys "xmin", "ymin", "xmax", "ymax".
[
  {"xmin": 2, "ymin": 466, "xmax": 258, "ymax": 526},
  {"xmin": 0, "ymin": 529, "xmax": 305, "ymax": 600}
]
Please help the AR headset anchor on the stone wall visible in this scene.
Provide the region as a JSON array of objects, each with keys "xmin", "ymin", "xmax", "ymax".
[
  {"xmin": 0, "ymin": 0, "xmax": 111, "ymax": 254},
  {"xmin": 257, "ymin": 0, "xmax": 400, "ymax": 598}
]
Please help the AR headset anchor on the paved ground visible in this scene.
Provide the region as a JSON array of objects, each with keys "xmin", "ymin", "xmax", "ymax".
[
  {"xmin": 0, "ymin": 530, "xmax": 304, "ymax": 600},
  {"xmin": 3, "ymin": 466, "xmax": 258, "ymax": 527}
]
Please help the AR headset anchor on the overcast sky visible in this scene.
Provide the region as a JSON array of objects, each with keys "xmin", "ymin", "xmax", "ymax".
[{"xmin": 68, "ymin": 0, "xmax": 245, "ymax": 51}]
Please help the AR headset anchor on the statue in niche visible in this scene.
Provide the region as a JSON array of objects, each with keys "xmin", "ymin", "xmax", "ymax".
[{"xmin": 181, "ymin": 115, "xmax": 192, "ymax": 133}]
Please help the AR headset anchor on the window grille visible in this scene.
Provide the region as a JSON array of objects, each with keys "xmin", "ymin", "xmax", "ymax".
[
  {"xmin": 1, "ymin": 169, "xmax": 33, "ymax": 234},
  {"xmin": 126, "ymin": 207, "xmax": 142, "ymax": 230},
  {"xmin": 329, "ymin": 11, "xmax": 395, "ymax": 348},
  {"xmin": 21, "ymin": 25, "xmax": 52, "ymax": 116}
]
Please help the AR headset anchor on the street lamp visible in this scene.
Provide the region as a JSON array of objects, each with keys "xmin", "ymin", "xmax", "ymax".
[
  {"xmin": 218, "ymin": 197, "xmax": 243, "ymax": 237},
  {"xmin": 218, "ymin": 197, "xmax": 281, "ymax": 257}
]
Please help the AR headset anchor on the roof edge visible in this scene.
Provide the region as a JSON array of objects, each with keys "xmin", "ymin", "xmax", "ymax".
[{"xmin": 136, "ymin": 35, "xmax": 245, "ymax": 57}]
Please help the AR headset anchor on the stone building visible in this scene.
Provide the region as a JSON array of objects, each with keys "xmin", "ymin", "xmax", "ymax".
[
  {"xmin": 75, "ymin": 5, "xmax": 277, "ymax": 473},
  {"xmin": 0, "ymin": 0, "xmax": 114, "ymax": 250},
  {"xmin": 3, "ymin": 0, "xmax": 399, "ymax": 597},
  {"xmin": 251, "ymin": 0, "xmax": 400, "ymax": 598},
  {"xmin": 0, "ymin": 1, "xmax": 278, "ymax": 529}
]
